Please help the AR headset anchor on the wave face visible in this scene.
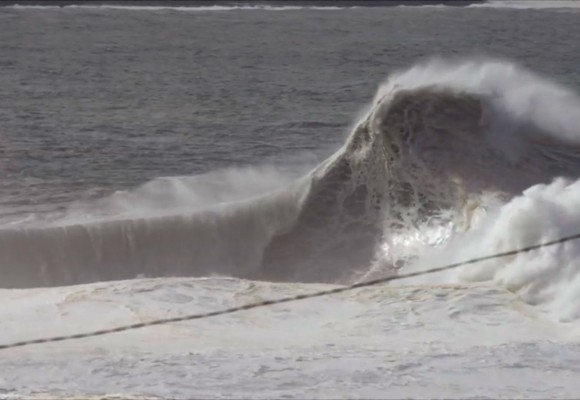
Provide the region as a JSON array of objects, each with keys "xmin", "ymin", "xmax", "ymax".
[{"xmin": 3, "ymin": 58, "xmax": 580, "ymax": 310}]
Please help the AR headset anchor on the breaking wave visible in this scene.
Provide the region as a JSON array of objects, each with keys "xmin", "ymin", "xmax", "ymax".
[
  {"xmin": 468, "ymin": 1, "xmax": 580, "ymax": 9},
  {"xmin": 2, "ymin": 57, "xmax": 580, "ymax": 320}
]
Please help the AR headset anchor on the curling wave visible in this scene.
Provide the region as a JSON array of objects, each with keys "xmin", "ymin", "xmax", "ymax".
[{"xmin": 2, "ymin": 58, "xmax": 580, "ymax": 304}]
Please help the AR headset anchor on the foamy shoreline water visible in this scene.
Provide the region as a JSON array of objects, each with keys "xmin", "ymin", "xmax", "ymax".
[{"xmin": 2, "ymin": 277, "xmax": 579, "ymax": 399}]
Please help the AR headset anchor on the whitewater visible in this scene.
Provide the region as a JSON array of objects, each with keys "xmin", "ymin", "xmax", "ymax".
[{"xmin": 2, "ymin": 57, "xmax": 580, "ymax": 398}]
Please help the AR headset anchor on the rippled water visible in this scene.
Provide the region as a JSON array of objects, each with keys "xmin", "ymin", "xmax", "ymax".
[{"xmin": 1, "ymin": 5, "xmax": 579, "ymax": 218}]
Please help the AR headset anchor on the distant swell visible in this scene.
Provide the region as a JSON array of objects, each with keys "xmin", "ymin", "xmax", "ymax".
[
  {"xmin": 468, "ymin": 1, "xmax": 580, "ymax": 9},
  {"xmin": 8, "ymin": 4, "xmax": 347, "ymax": 11},
  {"xmin": 3, "ymin": 57, "xmax": 580, "ymax": 324},
  {"xmin": 10, "ymin": 2, "xmax": 580, "ymax": 11}
]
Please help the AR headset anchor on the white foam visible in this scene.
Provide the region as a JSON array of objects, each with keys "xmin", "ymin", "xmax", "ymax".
[
  {"xmin": 469, "ymin": 0, "xmax": 580, "ymax": 9},
  {"xmin": 2, "ymin": 277, "xmax": 578, "ymax": 398},
  {"xmin": 406, "ymin": 178, "xmax": 580, "ymax": 322},
  {"xmin": 362, "ymin": 58, "xmax": 580, "ymax": 322}
]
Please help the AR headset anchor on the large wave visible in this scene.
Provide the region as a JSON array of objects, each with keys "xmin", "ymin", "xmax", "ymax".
[{"xmin": 2, "ymin": 58, "xmax": 580, "ymax": 323}]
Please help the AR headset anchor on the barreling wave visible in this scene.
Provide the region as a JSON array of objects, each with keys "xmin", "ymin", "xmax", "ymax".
[{"xmin": 2, "ymin": 58, "xmax": 580, "ymax": 305}]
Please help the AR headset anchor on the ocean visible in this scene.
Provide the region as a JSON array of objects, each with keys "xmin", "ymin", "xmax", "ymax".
[{"xmin": 2, "ymin": 2, "xmax": 580, "ymax": 399}]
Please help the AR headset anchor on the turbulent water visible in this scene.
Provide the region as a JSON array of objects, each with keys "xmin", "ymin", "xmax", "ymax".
[{"xmin": 2, "ymin": 3, "xmax": 580, "ymax": 321}]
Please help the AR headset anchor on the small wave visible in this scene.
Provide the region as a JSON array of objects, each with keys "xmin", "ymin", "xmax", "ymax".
[
  {"xmin": 468, "ymin": 1, "xmax": 580, "ymax": 9},
  {"xmin": 9, "ymin": 4, "xmax": 346, "ymax": 11},
  {"xmin": 395, "ymin": 4, "xmax": 450, "ymax": 9}
]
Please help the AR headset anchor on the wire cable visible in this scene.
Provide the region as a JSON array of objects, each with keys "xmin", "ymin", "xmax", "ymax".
[{"xmin": 1, "ymin": 232, "xmax": 579, "ymax": 351}]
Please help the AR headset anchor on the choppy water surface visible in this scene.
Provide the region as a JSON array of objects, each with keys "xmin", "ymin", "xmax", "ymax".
[{"xmin": 1, "ymin": 5, "xmax": 579, "ymax": 216}]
